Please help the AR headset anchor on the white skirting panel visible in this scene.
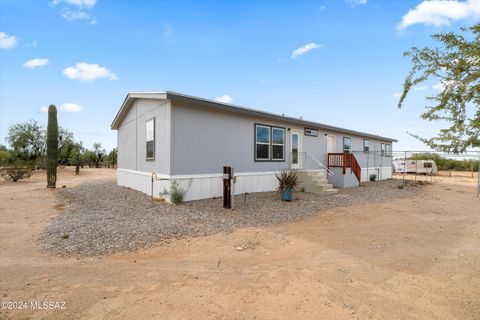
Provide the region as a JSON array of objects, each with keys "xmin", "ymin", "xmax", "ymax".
[
  {"xmin": 117, "ymin": 169, "xmax": 278, "ymax": 202},
  {"xmin": 117, "ymin": 169, "xmax": 171, "ymax": 198},
  {"xmin": 360, "ymin": 166, "xmax": 393, "ymax": 182}
]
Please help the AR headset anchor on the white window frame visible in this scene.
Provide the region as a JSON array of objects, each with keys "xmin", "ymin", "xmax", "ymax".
[
  {"xmin": 145, "ymin": 117, "xmax": 155, "ymax": 160},
  {"xmin": 271, "ymin": 127, "xmax": 285, "ymax": 161},
  {"xmin": 381, "ymin": 143, "xmax": 385, "ymax": 156},
  {"xmin": 343, "ymin": 137, "xmax": 351, "ymax": 153},
  {"xmin": 385, "ymin": 144, "xmax": 392, "ymax": 157},
  {"xmin": 255, "ymin": 124, "xmax": 271, "ymax": 161},
  {"xmin": 363, "ymin": 139, "xmax": 370, "ymax": 152}
]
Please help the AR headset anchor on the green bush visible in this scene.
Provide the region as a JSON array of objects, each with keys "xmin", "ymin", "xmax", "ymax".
[
  {"xmin": 1, "ymin": 160, "xmax": 33, "ymax": 182},
  {"xmin": 160, "ymin": 180, "xmax": 186, "ymax": 205}
]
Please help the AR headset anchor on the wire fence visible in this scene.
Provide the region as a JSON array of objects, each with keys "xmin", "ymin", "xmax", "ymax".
[{"xmin": 391, "ymin": 150, "xmax": 480, "ymax": 197}]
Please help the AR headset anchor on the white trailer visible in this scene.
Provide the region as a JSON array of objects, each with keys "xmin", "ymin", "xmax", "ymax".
[{"xmin": 393, "ymin": 159, "xmax": 438, "ymax": 175}]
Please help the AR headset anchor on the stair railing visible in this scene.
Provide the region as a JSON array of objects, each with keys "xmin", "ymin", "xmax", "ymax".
[{"xmin": 291, "ymin": 152, "xmax": 334, "ymax": 176}]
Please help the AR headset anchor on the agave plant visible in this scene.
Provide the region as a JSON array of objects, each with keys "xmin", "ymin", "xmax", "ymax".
[{"xmin": 275, "ymin": 169, "xmax": 300, "ymax": 193}]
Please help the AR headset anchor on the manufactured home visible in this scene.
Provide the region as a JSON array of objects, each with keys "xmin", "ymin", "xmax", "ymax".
[
  {"xmin": 111, "ymin": 91, "xmax": 397, "ymax": 201},
  {"xmin": 393, "ymin": 159, "xmax": 438, "ymax": 175}
]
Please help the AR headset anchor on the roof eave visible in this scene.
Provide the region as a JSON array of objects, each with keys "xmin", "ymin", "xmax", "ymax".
[
  {"xmin": 165, "ymin": 91, "xmax": 398, "ymax": 143},
  {"xmin": 111, "ymin": 92, "xmax": 167, "ymax": 129}
]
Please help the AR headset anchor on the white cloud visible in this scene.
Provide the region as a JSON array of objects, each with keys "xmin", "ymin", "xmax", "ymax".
[
  {"xmin": 164, "ymin": 23, "xmax": 174, "ymax": 37},
  {"xmin": 40, "ymin": 106, "xmax": 49, "ymax": 113},
  {"xmin": 62, "ymin": 9, "xmax": 97, "ymax": 25},
  {"xmin": 0, "ymin": 32, "xmax": 18, "ymax": 49},
  {"xmin": 398, "ymin": 0, "xmax": 480, "ymax": 30},
  {"xmin": 26, "ymin": 41, "xmax": 38, "ymax": 48},
  {"xmin": 60, "ymin": 103, "xmax": 83, "ymax": 112},
  {"xmin": 414, "ymin": 85, "xmax": 429, "ymax": 91},
  {"xmin": 348, "ymin": 0, "xmax": 367, "ymax": 5},
  {"xmin": 432, "ymin": 79, "xmax": 458, "ymax": 91},
  {"xmin": 432, "ymin": 82, "xmax": 444, "ymax": 91},
  {"xmin": 22, "ymin": 58, "xmax": 49, "ymax": 69},
  {"xmin": 291, "ymin": 42, "xmax": 323, "ymax": 59},
  {"xmin": 63, "ymin": 62, "xmax": 117, "ymax": 81},
  {"xmin": 215, "ymin": 95, "xmax": 234, "ymax": 104},
  {"xmin": 52, "ymin": 0, "xmax": 97, "ymax": 8}
]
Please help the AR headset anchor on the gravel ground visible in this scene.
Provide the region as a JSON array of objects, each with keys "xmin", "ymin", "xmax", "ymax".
[{"xmin": 38, "ymin": 178, "xmax": 420, "ymax": 256}]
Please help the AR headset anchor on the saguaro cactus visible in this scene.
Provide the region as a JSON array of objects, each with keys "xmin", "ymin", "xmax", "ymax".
[{"xmin": 46, "ymin": 104, "xmax": 58, "ymax": 188}]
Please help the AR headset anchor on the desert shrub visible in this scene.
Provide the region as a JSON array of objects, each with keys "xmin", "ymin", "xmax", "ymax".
[
  {"xmin": 160, "ymin": 180, "xmax": 186, "ymax": 205},
  {"xmin": 275, "ymin": 170, "xmax": 300, "ymax": 192},
  {"xmin": 370, "ymin": 173, "xmax": 377, "ymax": 181},
  {"xmin": 1, "ymin": 160, "xmax": 33, "ymax": 182}
]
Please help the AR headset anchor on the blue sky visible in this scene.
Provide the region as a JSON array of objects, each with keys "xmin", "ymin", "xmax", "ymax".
[{"xmin": 1, "ymin": 0, "xmax": 479, "ymax": 151}]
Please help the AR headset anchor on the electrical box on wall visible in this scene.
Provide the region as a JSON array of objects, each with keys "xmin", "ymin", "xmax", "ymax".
[{"xmin": 304, "ymin": 128, "xmax": 318, "ymax": 137}]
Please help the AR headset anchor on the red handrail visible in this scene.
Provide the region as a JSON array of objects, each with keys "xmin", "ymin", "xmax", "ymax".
[{"xmin": 328, "ymin": 153, "xmax": 361, "ymax": 182}]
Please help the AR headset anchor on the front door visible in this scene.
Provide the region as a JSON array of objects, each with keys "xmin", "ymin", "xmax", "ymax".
[{"xmin": 291, "ymin": 130, "xmax": 302, "ymax": 169}]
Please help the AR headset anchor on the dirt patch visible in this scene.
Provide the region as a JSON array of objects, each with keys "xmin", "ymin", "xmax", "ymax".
[
  {"xmin": 1, "ymin": 168, "xmax": 479, "ymax": 319},
  {"xmin": 38, "ymin": 179, "xmax": 418, "ymax": 256}
]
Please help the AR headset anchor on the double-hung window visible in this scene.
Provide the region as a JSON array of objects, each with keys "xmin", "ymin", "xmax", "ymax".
[
  {"xmin": 363, "ymin": 139, "xmax": 369, "ymax": 152},
  {"xmin": 385, "ymin": 144, "xmax": 392, "ymax": 157},
  {"xmin": 271, "ymin": 127, "xmax": 285, "ymax": 160},
  {"xmin": 381, "ymin": 143, "xmax": 385, "ymax": 156},
  {"xmin": 146, "ymin": 118, "xmax": 155, "ymax": 160},
  {"xmin": 343, "ymin": 137, "xmax": 351, "ymax": 153},
  {"xmin": 255, "ymin": 124, "xmax": 285, "ymax": 161}
]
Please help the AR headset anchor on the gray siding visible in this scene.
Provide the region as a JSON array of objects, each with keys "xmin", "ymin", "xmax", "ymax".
[
  {"xmin": 117, "ymin": 97, "xmax": 393, "ymax": 176},
  {"xmin": 171, "ymin": 100, "xmax": 295, "ymax": 175},
  {"xmin": 117, "ymin": 99, "xmax": 171, "ymax": 174},
  {"xmin": 170, "ymin": 99, "xmax": 393, "ymax": 175},
  {"xmin": 328, "ymin": 168, "xmax": 360, "ymax": 188}
]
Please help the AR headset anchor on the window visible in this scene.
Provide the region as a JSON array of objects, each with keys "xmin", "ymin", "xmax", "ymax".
[
  {"xmin": 255, "ymin": 124, "xmax": 285, "ymax": 161},
  {"xmin": 255, "ymin": 125, "xmax": 270, "ymax": 160},
  {"xmin": 271, "ymin": 127, "xmax": 285, "ymax": 160},
  {"xmin": 343, "ymin": 137, "xmax": 351, "ymax": 153},
  {"xmin": 385, "ymin": 144, "xmax": 392, "ymax": 157},
  {"xmin": 145, "ymin": 118, "xmax": 155, "ymax": 160},
  {"xmin": 381, "ymin": 143, "xmax": 385, "ymax": 156},
  {"xmin": 363, "ymin": 139, "xmax": 369, "ymax": 152},
  {"xmin": 424, "ymin": 162, "xmax": 433, "ymax": 168}
]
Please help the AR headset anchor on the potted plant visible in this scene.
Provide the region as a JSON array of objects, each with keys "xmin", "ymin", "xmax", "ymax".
[{"xmin": 275, "ymin": 170, "xmax": 299, "ymax": 201}]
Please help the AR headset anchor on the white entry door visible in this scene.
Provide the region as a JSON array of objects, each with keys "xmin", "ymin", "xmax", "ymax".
[
  {"xmin": 327, "ymin": 135, "xmax": 335, "ymax": 154},
  {"xmin": 291, "ymin": 130, "xmax": 303, "ymax": 169}
]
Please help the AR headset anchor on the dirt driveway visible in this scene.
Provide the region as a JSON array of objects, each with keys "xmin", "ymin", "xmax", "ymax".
[{"xmin": 1, "ymin": 168, "xmax": 479, "ymax": 319}]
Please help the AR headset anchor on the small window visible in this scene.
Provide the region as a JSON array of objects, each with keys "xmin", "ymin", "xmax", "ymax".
[
  {"xmin": 424, "ymin": 162, "xmax": 433, "ymax": 168},
  {"xmin": 363, "ymin": 139, "xmax": 369, "ymax": 152},
  {"xmin": 255, "ymin": 125, "xmax": 270, "ymax": 160},
  {"xmin": 385, "ymin": 144, "xmax": 392, "ymax": 157},
  {"xmin": 343, "ymin": 137, "xmax": 351, "ymax": 153},
  {"xmin": 146, "ymin": 118, "xmax": 155, "ymax": 160},
  {"xmin": 271, "ymin": 127, "xmax": 285, "ymax": 160},
  {"xmin": 381, "ymin": 143, "xmax": 385, "ymax": 156}
]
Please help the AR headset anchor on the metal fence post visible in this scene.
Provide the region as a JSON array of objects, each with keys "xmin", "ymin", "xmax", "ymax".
[{"xmin": 477, "ymin": 152, "xmax": 480, "ymax": 197}]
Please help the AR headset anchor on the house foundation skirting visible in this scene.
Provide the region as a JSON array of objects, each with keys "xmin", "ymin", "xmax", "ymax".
[
  {"xmin": 360, "ymin": 166, "xmax": 392, "ymax": 182},
  {"xmin": 117, "ymin": 168, "xmax": 279, "ymax": 201}
]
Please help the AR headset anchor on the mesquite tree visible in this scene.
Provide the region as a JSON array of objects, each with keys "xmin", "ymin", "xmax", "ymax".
[
  {"xmin": 46, "ymin": 105, "xmax": 58, "ymax": 188},
  {"xmin": 398, "ymin": 24, "xmax": 480, "ymax": 153}
]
